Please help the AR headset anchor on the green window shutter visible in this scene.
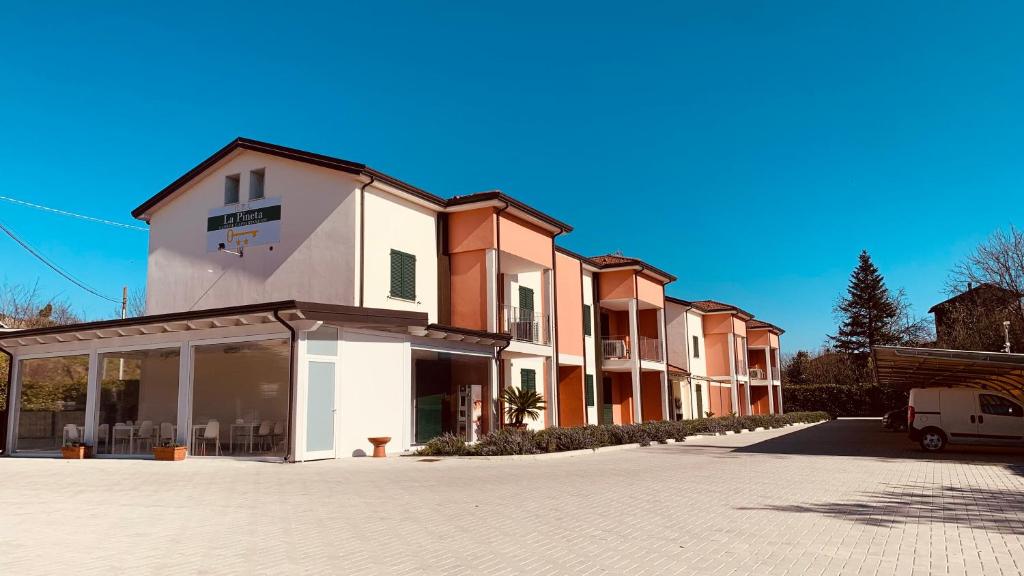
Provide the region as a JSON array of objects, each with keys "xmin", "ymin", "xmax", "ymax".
[
  {"xmin": 520, "ymin": 368, "xmax": 536, "ymax": 393},
  {"xmin": 518, "ymin": 286, "xmax": 534, "ymax": 313},
  {"xmin": 583, "ymin": 304, "xmax": 592, "ymax": 336},
  {"xmin": 390, "ymin": 250, "xmax": 416, "ymax": 300},
  {"xmin": 585, "ymin": 374, "xmax": 595, "ymax": 407}
]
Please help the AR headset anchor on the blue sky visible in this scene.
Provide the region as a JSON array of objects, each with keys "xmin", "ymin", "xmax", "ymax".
[{"xmin": 1, "ymin": 2, "xmax": 1022, "ymax": 351}]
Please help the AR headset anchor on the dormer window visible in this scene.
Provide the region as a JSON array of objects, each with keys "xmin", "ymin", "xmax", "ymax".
[
  {"xmin": 249, "ymin": 168, "xmax": 265, "ymax": 200},
  {"xmin": 224, "ymin": 174, "xmax": 240, "ymax": 205}
]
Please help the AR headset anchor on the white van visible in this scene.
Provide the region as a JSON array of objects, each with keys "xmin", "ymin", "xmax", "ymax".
[{"xmin": 909, "ymin": 387, "xmax": 1024, "ymax": 451}]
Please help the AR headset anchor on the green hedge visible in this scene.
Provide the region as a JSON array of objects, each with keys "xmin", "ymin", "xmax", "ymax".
[
  {"xmin": 416, "ymin": 411, "xmax": 830, "ymax": 457},
  {"xmin": 782, "ymin": 384, "xmax": 907, "ymax": 416}
]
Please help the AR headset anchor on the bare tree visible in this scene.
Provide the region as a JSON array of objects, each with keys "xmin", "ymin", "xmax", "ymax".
[{"xmin": 950, "ymin": 226, "xmax": 1024, "ymax": 299}]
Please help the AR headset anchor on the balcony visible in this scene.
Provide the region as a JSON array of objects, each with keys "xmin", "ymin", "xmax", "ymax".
[
  {"xmin": 638, "ymin": 336, "xmax": 663, "ymax": 362},
  {"xmin": 500, "ymin": 305, "xmax": 549, "ymax": 345},
  {"xmin": 602, "ymin": 336, "xmax": 629, "ymax": 360}
]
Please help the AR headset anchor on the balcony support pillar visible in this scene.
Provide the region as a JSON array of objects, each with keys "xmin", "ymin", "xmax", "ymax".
[
  {"xmin": 485, "ymin": 249, "xmax": 498, "ymax": 333},
  {"xmin": 629, "ymin": 298, "xmax": 641, "ymax": 423},
  {"xmin": 544, "ymin": 268, "xmax": 558, "ymax": 427},
  {"xmin": 765, "ymin": 347, "xmax": 775, "ymax": 414}
]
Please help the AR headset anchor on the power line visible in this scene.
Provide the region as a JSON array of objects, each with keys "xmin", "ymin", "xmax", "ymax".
[
  {"xmin": 0, "ymin": 219, "xmax": 122, "ymax": 304},
  {"xmin": 0, "ymin": 195, "xmax": 147, "ymax": 231}
]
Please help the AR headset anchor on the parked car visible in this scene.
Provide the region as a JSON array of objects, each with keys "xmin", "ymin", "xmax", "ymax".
[
  {"xmin": 881, "ymin": 406, "xmax": 908, "ymax": 431},
  {"xmin": 908, "ymin": 387, "xmax": 1024, "ymax": 452}
]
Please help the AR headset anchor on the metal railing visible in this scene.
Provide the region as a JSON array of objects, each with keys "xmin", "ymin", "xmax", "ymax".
[
  {"xmin": 500, "ymin": 305, "xmax": 549, "ymax": 345},
  {"xmin": 638, "ymin": 336, "xmax": 663, "ymax": 362},
  {"xmin": 602, "ymin": 336, "xmax": 629, "ymax": 359}
]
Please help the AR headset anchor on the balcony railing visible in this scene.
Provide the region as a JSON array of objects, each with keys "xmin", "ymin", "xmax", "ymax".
[
  {"xmin": 638, "ymin": 336, "xmax": 663, "ymax": 362},
  {"xmin": 602, "ymin": 336, "xmax": 629, "ymax": 360},
  {"xmin": 500, "ymin": 305, "xmax": 549, "ymax": 345}
]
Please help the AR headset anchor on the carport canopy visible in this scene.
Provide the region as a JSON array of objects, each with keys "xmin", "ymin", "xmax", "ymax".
[{"xmin": 872, "ymin": 346, "xmax": 1024, "ymax": 398}]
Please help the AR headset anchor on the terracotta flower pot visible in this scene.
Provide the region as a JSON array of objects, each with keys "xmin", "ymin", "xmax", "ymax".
[
  {"xmin": 368, "ymin": 436, "xmax": 391, "ymax": 458},
  {"xmin": 61, "ymin": 446, "xmax": 87, "ymax": 459},
  {"xmin": 153, "ymin": 446, "xmax": 187, "ymax": 461}
]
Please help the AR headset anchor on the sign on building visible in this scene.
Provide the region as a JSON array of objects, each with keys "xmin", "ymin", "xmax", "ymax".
[{"xmin": 206, "ymin": 197, "xmax": 282, "ymax": 252}]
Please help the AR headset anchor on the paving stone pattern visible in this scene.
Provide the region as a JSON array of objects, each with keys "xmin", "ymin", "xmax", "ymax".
[{"xmin": 2, "ymin": 419, "xmax": 1024, "ymax": 575}]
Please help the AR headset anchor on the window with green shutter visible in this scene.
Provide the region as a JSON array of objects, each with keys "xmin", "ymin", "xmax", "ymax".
[
  {"xmin": 390, "ymin": 250, "xmax": 416, "ymax": 300},
  {"xmin": 583, "ymin": 304, "xmax": 592, "ymax": 336},
  {"xmin": 520, "ymin": 368, "xmax": 537, "ymax": 393},
  {"xmin": 518, "ymin": 286, "xmax": 534, "ymax": 314},
  {"xmin": 585, "ymin": 374, "xmax": 595, "ymax": 407}
]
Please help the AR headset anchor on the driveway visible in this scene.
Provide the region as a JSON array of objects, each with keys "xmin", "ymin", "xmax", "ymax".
[{"xmin": 2, "ymin": 419, "xmax": 1024, "ymax": 575}]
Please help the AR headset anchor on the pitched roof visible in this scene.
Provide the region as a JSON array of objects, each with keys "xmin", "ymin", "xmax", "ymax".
[
  {"xmin": 588, "ymin": 254, "xmax": 677, "ymax": 283},
  {"xmin": 665, "ymin": 295, "xmax": 692, "ymax": 307},
  {"xmin": 927, "ymin": 282, "xmax": 1020, "ymax": 313},
  {"xmin": 690, "ymin": 299, "xmax": 754, "ymax": 319},
  {"xmin": 747, "ymin": 318, "xmax": 785, "ymax": 335},
  {"xmin": 131, "ymin": 138, "xmax": 571, "ymax": 233}
]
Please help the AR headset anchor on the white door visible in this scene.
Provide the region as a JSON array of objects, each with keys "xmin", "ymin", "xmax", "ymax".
[
  {"xmin": 977, "ymin": 392, "xmax": 1024, "ymax": 443},
  {"xmin": 939, "ymin": 389, "xmax": 979, "ymax": 442},
  {"xmin": 304, "ymin": 361, "xmax": 337, "ymax": 460}
]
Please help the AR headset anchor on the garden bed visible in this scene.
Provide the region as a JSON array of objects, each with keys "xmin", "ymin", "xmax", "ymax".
[{"xmin": 416, "ymin": 412, "xmax": 830, "ymax": 457}]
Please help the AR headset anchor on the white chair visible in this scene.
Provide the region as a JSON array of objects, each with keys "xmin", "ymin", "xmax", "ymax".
[
  {"xmin": 255, "ymin": 420, "xmax": 273, "ymax": 452},
  {"xmin": 97, "ymin": 423, "xmax": 110, "ymax": 453},
  {"xmin": 112, "ymin": 423, "xmax": 132, "ymax": 454},
  {"xmin": 196, "ymin": 420, "xmax": 221, "ymax": 456},
  {"xmin": 159, "ymin": 422, "xmax": 175, "ymax": 446},
  {"xmin": 62, "ymin": 423, "xmax": 79, "ymax": 447},
  {"xmin": 271, "ymin": 421, "xmax": 285, "ymax": 452},
  {"xmin": 136, "ymin": 421, "xmax": 155, "ymax": 453}
]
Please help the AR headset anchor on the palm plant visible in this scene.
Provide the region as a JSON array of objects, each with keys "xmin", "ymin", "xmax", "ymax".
[{"xmin": 501, "ymin": 386, "xmax": 546, "ymax": 427}]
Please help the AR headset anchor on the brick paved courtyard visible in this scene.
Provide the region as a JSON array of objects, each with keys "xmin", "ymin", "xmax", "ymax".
[{"xmin": 3, "ymin": 418, "xmax": 1024, "ymax": 575}]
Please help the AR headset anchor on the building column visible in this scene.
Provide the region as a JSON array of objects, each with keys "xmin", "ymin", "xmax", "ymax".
[
  {"xmin": 628, "ymin": 298, "xmax": 641, "ymax": 423},
  {"xmin": 727, "ymin": 333, "xmax": 739, "ymax": 415},
  {"xmin": 544, "ymin": 268, "xmax": 558, "ymax": 427},
  {"xmin": 83, "ymin": 351, "xmax": 100, "ymax": 446},
  {"xmin": 765, "ymin": 347, "xmax": 775, "ymax": 414},
  {"xmin": 659, "ymin": 370, "xmax": 669, "ymax": 422},
  {"xmin": 485, "ymin": 248, "xmax": 498, "ymax": 333},
  {"xmin": 176, "ymin": 342, "xmax": 191, "ymax": 445},
  {"xmin": 490, "ymin": 356, "xmax": 501, "ymax": 431},
  {"xmin": 3, "ymin": 356, "xmax": 20, "ymax": 454}
]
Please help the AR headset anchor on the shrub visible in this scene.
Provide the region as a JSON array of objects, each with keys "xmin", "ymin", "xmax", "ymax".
[
  {"xmin": 415, "ymin": 412, "xmax": 830, "ymax": 456},
  {"xmin": 783, "ymin": 383, "xmax": 906, "ymax": 416},
  {"xmin": 417, "ymin": 432, "xmax": 470, "ymax": 456},
  {"xmin": 474, "ymin": 428, "xmax": 539, "ymax": 456}
]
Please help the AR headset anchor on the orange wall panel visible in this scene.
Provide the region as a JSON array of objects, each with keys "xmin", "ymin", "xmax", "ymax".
[
  {"xmin": 736, "ymin": 383, "xmax": 748, "ymax": 416},
  {"xmin": 703, "ymin": 313, "xmax": 733, "ymax": 334},
  {"xmin": 636, "ymin": 275, "xmax": 664, "ymax": 308},
  {"xmin": 732, "ymin": 317, "xmax": 747, "ymax": 337},
  {"xmin": 770, "ymin": 333, "xmax": 780, "ymax": 348},
  {"xmin": 705, "ymin": 333, "xmax": 732, "ymax": 376},
  {"xmin": 638, "ymin": 309, "xmax": 659, "ymax": 339},
  {"xmin": 557, "ymin": 366, "xmax": 586, "ymax": 427},
  {"xmin": 498, "ymin": 213, "xmax": 553, "ymax": 268},
  {"xmin": 555, "ymin": 252, "xmax": 585, "ymax": 356},
  {"xmin": 449, "ymin": 209, "xmax": 496, "ymax": 254},
  {"xmin": 598, "ymin": 269, "xmax": 636, "ymax": 301},
  {"xmin": 708, "ymin": 384, "xmax": 733, "ymax": 417},
  {"xmin": 640, "ymin": 372, "xmax": 663, "ymax": 421},
  {"xmin": 748, "ymin": 329, "xmax": 770, "ymax": 348},
  {"xmin": 750, "ymin": 387, "xmax": 771, "ymax": 415},
  {"xmin": 450, "ymin": 250, "xmax": 488, "ymax": 331}
]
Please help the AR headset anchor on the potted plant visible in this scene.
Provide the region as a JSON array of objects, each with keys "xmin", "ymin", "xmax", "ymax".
[
  {"xmin": 153, "ymin": 441, "xmax": 187, "ymax": 461},
  {"xmin": 61, "ymin": 440, "xmax": 91, "ymax": 459},
  {"xmin": 501, "ymin": 386, "xmax": 546, "ymax": 430}
]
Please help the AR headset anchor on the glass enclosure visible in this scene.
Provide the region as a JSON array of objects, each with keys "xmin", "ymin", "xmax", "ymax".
[
  {"xmin": 412, "ymin": 350, "xmax": 490, "ymax": 443},
  {"xmin": 96, "ymin": 348, "xmax": 180, "ymax": 455},
  {"xmin": 16, "ymin": 355, "xmax": 89, "ymax": 453},
  {"xmin": 191, "ymin": 339, "xmax": 290, "ymax": 457}
]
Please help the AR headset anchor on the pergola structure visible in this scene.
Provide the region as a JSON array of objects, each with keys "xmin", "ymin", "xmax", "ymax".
[{"xmin": 872, "ymin": 346, "xmax": 1024, "ymax": 398}]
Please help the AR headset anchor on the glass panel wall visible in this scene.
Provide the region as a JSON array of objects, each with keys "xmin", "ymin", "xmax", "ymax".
[
  {"xmin": 96, "ymin": 348, "xmax": 180, "ymax": 456},
  {"xmin": 191, "ymin": 339, "xmax": 290, "ymax": 457},
  {"xmin": 16, "ymin": 355, "xmax": 89, "ymax": 453},
  {"xmin": 412, "ymin": 350, "xmax": 490, "ymax": 443}
]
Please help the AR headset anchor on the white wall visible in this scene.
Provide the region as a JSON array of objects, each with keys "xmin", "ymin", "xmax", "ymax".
[
  {"xmin": 336, "ymin": 329, "xmax": 410, "ymax": 456},
  {"xmin": 145, "ymin": 150, "xmax": 359, "ymax": 314},
  {"xmin": 665, "ymin": 300, "xmax": 688, "ymax": 372},
  {"xmin": 686, "ymin": 310, "xmax": 707, "ymax": 379},
  {"xmin": 582, "ymin": 271, "xmax": 597, "ymax": 425},
  {"xmin": 362, "ymin": 185, "xmax": 439, "ymax": 322},
  {"xmin": 506, "ymin": 270, "xmax": 544, "ymax": 313},
  {"xmin": 506, "ymin": 356, "xmax": 548, "ymax": 430}
]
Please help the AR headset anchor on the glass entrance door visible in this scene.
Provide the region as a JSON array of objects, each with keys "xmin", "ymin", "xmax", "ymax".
[{"xmin": 305, "ymin": 361, "xmax": 336, "ymax": 460}]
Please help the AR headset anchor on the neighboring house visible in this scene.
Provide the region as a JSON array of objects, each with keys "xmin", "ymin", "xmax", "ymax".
[
  {"xmin": 0, "ymin": 137, "xmax": 784, "ymax": 461},
  {"xmin": 929, "ymin": 283, "xmax": 1024, "ymax": 352}
]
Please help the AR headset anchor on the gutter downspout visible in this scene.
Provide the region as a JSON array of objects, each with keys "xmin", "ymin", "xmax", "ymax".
[
  {"xmin": 358, "ymin": 175, "xmax": 376, "ymax": 308},
  {"xmin": 0, "ymin": 346, "xmax": 11, "ymax": 456},
  {"xmin": 273, "ymin": 309, "xmax": 298, "ymax": 463}
]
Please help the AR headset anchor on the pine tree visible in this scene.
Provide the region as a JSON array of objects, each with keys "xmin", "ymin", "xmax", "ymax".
[{"xmin": 829, "ymin": 250, "xmax": 903, "ymax": 358}]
